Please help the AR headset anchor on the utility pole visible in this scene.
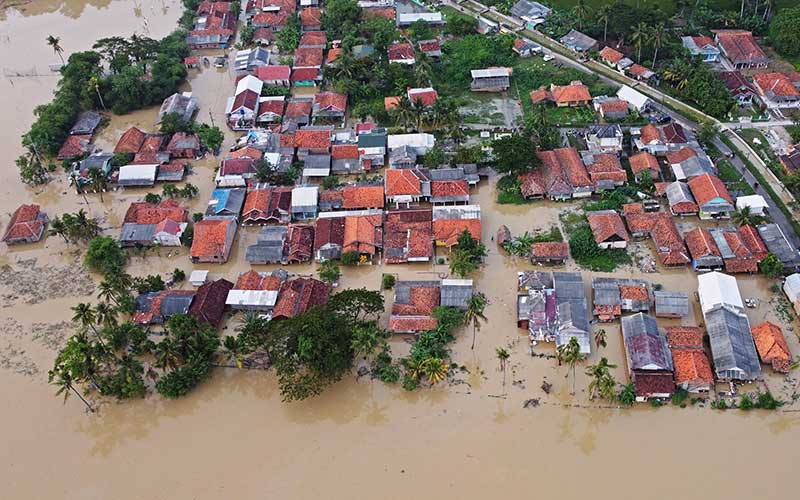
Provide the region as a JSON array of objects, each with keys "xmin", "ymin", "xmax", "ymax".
[{"xmin": 208, "ymin": 109, "xmax": 215, "ymax": 127}]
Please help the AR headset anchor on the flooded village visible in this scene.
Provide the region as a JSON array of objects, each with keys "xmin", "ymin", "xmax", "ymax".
[{"xmin": 2, "ymin": 0, "xmax": 800, "ymax": 499}]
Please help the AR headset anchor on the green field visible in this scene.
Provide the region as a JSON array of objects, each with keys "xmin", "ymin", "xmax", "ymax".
[{"xmin": 544, "ymin": 0, "xmax": 795, "ymax": 14}]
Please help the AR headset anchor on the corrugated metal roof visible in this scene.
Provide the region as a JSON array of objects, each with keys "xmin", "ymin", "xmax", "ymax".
[
  {"xmin": 621, "ymin": 313, "xmax": 673, "ymax": 371},
  {"xmin": 705, "ymin": 307, "xmax": 761, "ymax": 380},
  {"xmin": 654, "ymin": 291, "xmax": 689, "ymax": 316}
]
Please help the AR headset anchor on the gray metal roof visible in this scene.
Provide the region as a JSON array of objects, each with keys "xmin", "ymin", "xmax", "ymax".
[
  {"xmin": 665, "ymin": 182, "xmax": 694, "ymax": 206},
  {"xmin": 518, "ymin": 271, "xmax": 553, "ymax": 291},
  {"xmin": 592, "ymin": 277, "xmax": 620, "ymax": 307},
  {"xmin": 157, "ymin": 93, "xmax": 198, "ymax": 123},
  {"xmin": 160, "ymin": 294, "xmax": 194, "ymax": 317},
  {"xmin": 560, "ymin": 29, "xmax": 596, "ymax": 51},
  {"xmin": 654, "ymin": 291, "xmax": 689, "ymax": 316},
  {"xmin": 705, "ymin": 307, "xmax": 761, "ymax": 381},
  {"xmin": 470, "ymin": 76, "xmax": 509, "ymax": 90},
  {"xmin": 394, "ymin": 281, "xmax": 440, "ymax": 305},
  {"xmin": 621, "ymin": 313, "xmax": 673, "ymax": 371},
  {"xmin": 119, "ymin": 223, "xmax": 156, "ymax": 244},
  {"xmin": 304, "ymin": 154, "xmax": 331, "ymax": 169},
  {"xmin": 70, "ymin": 111, "xmax": 103, "ymax": 135},
  {"xmin": 358, "ymin": 131, "xmax": 387, "ymax": 149},
  {"xmin": 206, "ymin": 188, "xmax": 246, "ymax": 217},
  {"xmin": 553, "ymin": 272, "xmax": 589, "ymax": 334},
  {"xmin": 680, "ymin": 156, "xmax": 715, "ymax": 178},
  {"xmin": 246, "ymin": 226, "xmax": 288, "ymax": 263},
  {"xmin": 390, "ymin": 145, "xmax": 417, "ymax": 164},
  {"xmin": 757, "ymin": 223, "xmax": 800, "ymax": 267},
  {"xmin": 440, "ymin": 279, "xmax": 473, "ymax": 309},
  {"xmin": 510, "ymin": 0, "xmax": 552, "ymax": 19},
  {"xmin": 586, "ymin": 124, "xmax": 622, "ymax": 139},
  {"xmin": 428, "ymin": 168, "xmax": 466, "ymax": 182}
]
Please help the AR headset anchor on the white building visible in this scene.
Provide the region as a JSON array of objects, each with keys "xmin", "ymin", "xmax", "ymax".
[
  {"xmin": 617, "ymin": 85, "xmax": 650, "ymax": 112},
  {"xmin": 697, "ymin": 271, "xmax": 744, "ymax": 315},
  {"xmin": 735, "ymin": 194, "xmax": 768, "ymax": 215}
]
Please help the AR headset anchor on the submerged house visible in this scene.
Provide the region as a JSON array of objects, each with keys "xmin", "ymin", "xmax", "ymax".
[
  {"xmin": 2, "ymin": 204, "xmax": 48, "ymax": 245},
  {"xmin": 750, "ymin": 321, "xmax": 792, "ymax": 373},
  {"xmin": 119, "ymin": 199, "xmax": 188, "ymax": 247},
  {"xmin": 684, "ymin": 227, "xmax": 723, "ymax": 272},
  {"xmin": 665, "ymin": 326, "xmax": 713, "ymax": 393},
  {"xmin": 133, "ymin": 290, "xmax": 195, "ymax": 325},
  {"xmin": 389, "ymin": 280, "xmax": 441, "ymax": 333},
  {"xmin": 383, "ymin": 208, "xmax": 434, "ymax": 264},
  {"xmin": 190, "ymin": 218, "xmax": 237, "ymax": 264},
  {"xmin": 622, "ymin": 313, "xmax": 674, "ymax": 401},
  {"xmin": 591, "ymin": 278, "xmax": 651, "ymax": 321},
  {"xmin": 188, "ymin": 278, "xmax": 234, "ymax": 328},
  {"xmin": 553, "ymin": 272, "xmax": 591, "ymax": 355},
  {"xmin": 226, "ymin": 269, "xmax": 288, "ymax": 312},
  {"xmin": 757, "ymin": 223, "xmax": 800, "ymax": 272},
  {"xmin": 654, "ymin": 291, "xmax": 689, "ymax": 318},
  {"xmin": 587, "ymin": 210, "xmax": 629, "ymax": 249}
]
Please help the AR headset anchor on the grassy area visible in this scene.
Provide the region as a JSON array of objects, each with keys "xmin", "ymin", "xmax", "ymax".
[
  {"xmin": 544, "ymin": 0, "xmax": 794, "ymax": 13},
  {"xmin": 717, "ymin": 160, "xmax": 755, "ymax": 196},
  {"xmin": 738, "ymin": 129, "xmax": 779, "ymax": 163}
]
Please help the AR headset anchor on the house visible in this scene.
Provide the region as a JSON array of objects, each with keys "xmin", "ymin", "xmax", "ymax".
[
  {"xmin": 587, "ymin": 210, "xmax": 629, "ymax": 249},
  {"xmin": 750, "ymin": 321, "xmax": 792, "ymax": 373},
  {"xmin": 302, "ymin": 154, "xmax": 331, "ymax": 179},
  {"xmin": 595, "ymin": 99, "xmax": 629, "ymax": 120},
  {"xmin": 560, "ymin": 29, "xmax": 597, "ymax": 52},
  {"xmin": 387, "ymin": 42, "xmax": 415, "ymax": 64},
  {"xmin": 518, "ymin": 170, "xmax": 545, "ymax": 199},
  {"xmin": 592, "ymin": 278, "xmax": 651, "ymax": 321},
  {"xmin": 585, "ymin": 124, "xmax": 623, "ymax": 153},
  {"xmin": 241, "ymin": 185, "xmax": 293, "ymax": 224},
  {"xmin": 284, "ymin": 98, "xmax": 314, "ymax": 126},
  {"xmin": 752, "ymin": 72, "xmax": 800, "ymax": 108},
  {"xmin": 681, "ymin": 35, "xmax": 720, "ymax": 62},
  {"xmin": 513, "ymin": 37, "xmax": 541, "ymax": 57},
  {"xmin": 2, "ymin": 204, "xmax": 47, "ymax": 245},
  {"xmin": 57, "ymin": 134, "xmax": 93, "ymax": 160},
  {"xmin": 226, "ymin": 269, "xmax": 287, "ymax": 312},
  {"xmin": 226, "ymin": 75, "xmax": 263, "ymax": 130},
  {"xmin": 709, "ymin": 226, "xmax": 761, "ymax": 274},
  {"xmin": 583, "ymin": 152, "xmax": 626, "ymax": 190},
  {"xmin": 133, "ymin": 290, "xmax": 195, "ymax": 325},
  {"xmin": 358, "ymin": 129, "xmax": 387, "ymax": 170},
  {"xmin": 69, "ymin": 110, "xmax": 102, "ymax": 136},
  {"xmin": 407, "ymin": 87, "xmax": 438, "ymax": 107},
  {"xmin": 188, "ymin": 278, "xmax": 234, "ymax": 328},
  {"xmin": 325, "ymin": 47, "xmax": 343, "ymax": 66},
  {"xmin": 290, "ymin": 67, "xmax": 321, "ymax": 87},
  {"xmin": 395, "ymin": 12, "xmax": 443, "ymax": 27},
  {"xmin": 530, "ymin": 242, "xmax": 569, "ymax": 264},
  {"xmin": 553, "ymin": 272, "xmax": 591, "ymax": 354},
  {"xmin": 627, "ymin": 64, "xmax": 657, "ymax": 83},
  {"xmin": 131, "ymin": 135, "xmax": 168, "ymax": 164},
  {"xmin": 246, "ymin": 224, "xmax": 314, "ymax": 264},
  {"xmin": 257, "ymin": 96, "xmax": 286, "ymax": 124},
  {"xmin": 271, "ymin": 277, "xmax": 330, "ymax": 320},
  {"xmin": 191, "ymin": 218, "xmax": 237, "ymax": 263},
  {"xmin": 205, "ymin": 188, "xmax": 246, "ymax": 219},
  {"xmin": 165, "ymin": 132, "xmax": 201, "ymax": 159},
  {"xmin": 119, "ymin": 198, "xmax": 188, "ymax": 247},
  {"xmin": 516, "ymin": 271, "xmax": 557, "ymax": 338},
  {"xmin": 389, "ymin": 281, "xmax": 441, "ymax": 333},
  {"xmin": 719, "ymin": 71, "xmax": 757, "ymax": 106},
  {"xmin": 215, "ymin": 155, "xmax": 267, "ymax": 187},
  {"xmin": 312, "ymin": 92, "xmax": 347, "ymax": 122},
  {"xmin": 385, "ymin": 168, "xmax": 430, "ymax": 207},
  {"xmin": 779, "ymin": 146, "xmax": 800, "ymax": 174},
  {"xmin": 629, "ymin": 152, "xmax": 660, "ymax": 182},
  {"xmin": 665, "ymin": 326, "xmax": 713, "ymax": 393},
  {"xmin": 291, "ymin": 185, "xmax": 319, "ymax": 220},
  {"xmin": 736, "ymin": 194, "xmax": 768, "ymax": 216},
  {"xmin": 510, "ymin": 0, "xmax": 551, "ymax": 27},
  {"xmin": 440, "ymin": 279, "xmax": 473, "ymax": 309},
  {"xmin": 599, "ymin": 46, "xmax": 625, "ymax": 68},
  {"xmin": 71, "ymin": 152, "xmax": 113, "ymax": 187},
  {"xmin": 343, "ymin": 184, "xmax": 384, "ymax": 210},
  {"xmin": 293, "ymin": 47, "xmax": 324, "ymax": 67},
  {"xmin": 253, "ymin": 27, "xmax": 275, "ymax": 45},
  {"xmin": 339, "ymin": 212, "xmax": 383, "ymax": 262},
  {"xmin": 538, "ymin": 147, "xmax": 593, "ymax": 200},
  {"xmin": 387, "ymin": 133, "xmax": 436, "ymax": 156},
  {"xmin": 621, "ymin": 313, "xmax": 674, "ymax": 400},
  {"xmin": 714, "ymin": 30, "xmax": 768, "ymax": 69},
  {"xmin": 432, "ymin": 205, "xmax": 482, "ymax": 248},
  {"xmin": 634, "ymin": 123, "xmax": 689, "ymax": 155},
  {"xmin": 254, "ymin": 65, "xmax": 291, "ymax": 87},
  {"xmin": 186, "ymin": 1, "xmax": 236, "ymax": 49},
  {"xmin": 419, "ymin": 39, "xmax": 442, "ymax": 58},
  {"xmin": 666, "ymin": 147, "xmax": 715, "ymax": 181},
  {"xmin": 249, "ymin": 0, "xmax": 296, "ymax": 31},
  {"xmin": 115, "ymin": 127, "xmax": 147, "ymax": 154},
  {"xmin": 624, "ymin": 208, "xmax": 690, "ymax": 266},
  {"xmin": 477, "ymin": 16, "xmax": 499, "ymax": 34},
  {"xmin": 551, "ymin": 81, "xmax": 591, "ymax": 107},
  {"xmin": 295, "ymin": 126, "xmax": 332, "ymax": 159},
  {"xmin": 617, "ymin": 85, "xmax": 650, "ymax": 112},
  {"xmin": 470, "ymin": 68, "xmax": 512, "ymax": 92},
  {"xmin": 300, "ymin": 7, "xmax": 322, "ymax": 30},
  {"xmin": 688, "ymin": 173, "xmax": 734, "ymax": 219},
  {"xmin": 383, "ymin": 208, "xmax": 433, "ymax": 264},
  {"xmin": 757, "ymin": 223, "xmax": 800, "ymax": 272},
  {"xmin": 157, "ymin": 92, "xmax": 198, "ymax": 125},
  {"xmin": 234, "ymin": 47, "xmax": 270, "ymax": 75},
  {"xmin": 697, "ymin": 271, "xmax": 761, "ymax": 381},
  {"xmin": 330, "ymin": 143, "xmax": 361, "ymax": 175},
  {"xmin": 739, "ymin": 224, "xmax": 769, "ymax": 262},
  {"xmin": 314, "ymin": 215, "xmax": 345, "ymax": 261},
  {"xmin": 665, "ymin": 181, "xmax": 698, "ymax": 216},
  {"xmin": 430, "ymin": 178, "xmax": 470, "ymax": 205},
  {"xmin": 318, "ymin": 189, "xmax": 344, "ymax": 212},
  {"xmin": 654, "ymin": 291, "xmax": 689, "ymax": 318},
  {"xmin": 783, "ymin": 273, "xmax": 800, "ymax": 315},
  {"xmin": 684, "ymin": 227, "xmax": 723, "ymax": 271}
]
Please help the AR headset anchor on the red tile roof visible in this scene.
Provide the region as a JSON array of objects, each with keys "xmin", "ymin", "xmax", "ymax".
[
  {"xmin": 114, "ymin": 127, "xmax": 147, "ymax": 154},
  {"xmin": 662, "ymin": 123, "xmax": 687, "ymax": 144},
  {"xmin": 254, "ymin": 65, "xmax": 291, "ymax": 81},
  {"xmin": 123, "ymin": 198, "xmax": 188, "ymax": 224},
  {"xmin": 587, "ymin": 211, "xmax": 629, "ymax": 244},
  {"xmin": 665, "ymin": 326, "xmax": 705, "ymax": 348},
  {"xmin": 286, "ymin": 224, "xmax": 315, "ymax": 263},
  {"xmin": 299, "ymin": 7, "xmax": 321, "ymax": 27},
  {"xmin": 384, "ymin": 96, "xmax": 401, "ymax": 110},
  {"xmin": 331, "ymin": 144, "xmax": 359, "ymax": 160},
  {"xmin": 188, "ymin": 278, "xmax": 234, "ymax": 328},
  {"xmin": 600, "ymin": 100, "xmax": 629, "ymax": 114},
  {"xmin": 293, "ymin": 47, "xmax": 323, "ymax": 67},
  {"xmin": 165, "ymin": 132, "xmax": 200, "ymax": 152},
  {"xmin": 290, "ymin": 67, "xmax": 319, "ymax": 82},
  {"xmin": 391, "ymin": 284, "xmax": 440, "ymax": 317},
  {"xmin": 530, "ymin": 87, "xmax": 553, "ymax": 104},
  {"xmin": 2, "ymin": 204, "xmax": 46, "ymax": 243},
  {"xmin": 325, "ymin": 47, "xmax": 343, "ymax": 65},
  {"xmin": 234, "ymin": 270, "xmax": 284, "ymax": 291},
  {"xmin": 314, "ymin": 216, "xmax": 345, "ymax": 253},
  {"xmin": 538, "ymin": 147, "xmax": 592, "ymax": 189},
  {"xmin": 670, "ymin": 347, "xmax": 714, "ymax": 388},
  {"xmin": 585, "ymin": 153, "xmax": 627, "ymax": 186},
  {"xmin": 692, "ymin": 36, "xmax": 716, "ymax": 48},
  {"xmin": 389, "ymin": 316, "xmax": 439, "ymax": 332},
  {"xmin": 299, "ymin": 30, "xmax": 326, "ymax": 47},
  {"xmin": 433, "ymin": 219, "xmax": 482, "ymax": 247},
  {"xmin": 294, "ymin": 128, "xmax": 331, "ymax": 149},
  {"xmin": 519, "ymin": 170, "xmax": 546, "ymax": 197},
  {"xmin": 738, "ymin": 225, "xmax": 768, "ymax": 261},
  {"xmin": 665, "ymin": 147, "xmax": 696, "ymax": 165},
  {"xmin": 684, "ymin": 228, "xmax": 720, "ymax": 260},
  {"xmin": 383, "ymin": 209, "xmax": 433, "ymax": 263},
  {"xmin": 385, "ymin": 168, "xmax": 425, "ymax": 196},
  {"xmin": 625, "ymin": 211, "xmax": 689, "ymax": 265},
  {"xmin": 133, "ymin": 135, "xmax": 165, "ymax": 164},
  {"xmin": 362, "ymin": 7, "xmax": 395, "ymax": 20},
  {"xmin": 750, "ymin": 321, "xmax": 791, "ymax": 372},
  {"xmin": 407, "ymin": 87, "xmax": 438, "ymax": 107},
  {"xmin": 431, "ymin": 179, "xmax": 469, "ymax": 198},
  {"xmin": 599, "ymin": 46, "xmax": 624, "ymax": 64},
  {"xmin": 259, "ymin": 97, "xmax": 285, "ymax": 118},
  {"xmin": 226, "ymin": 146, "xmax": 264, "ymax": 160},
  {"xmin": 753, "ymin": 72, "xmax": 800, "ymax": 98},
  {"xmin": 628, "ymin": 64, "xmax": 653, "ymax": 78},
  {"xmin": 57, "ymin": 134, "xmax": 92, "ymax": 159},
  {"xmin": 688, "ymin": 173, "xmax": 732, "ymax": 206},
  {"xmin": 314, "ymin": 92, "xmax": 347, "ymax": 113},
  {"xmin": 241, "ymin": 186, "xmax": 292, "ymax": 222},
  {"xmin": 629, "ymin": 152, "xmax": 659, "ymax": 175},
  {"xmin": 191, "ymin": 218, "xmax": 234, "ymax": 259},
  {"xmin": 551, "ymin": 82, "xmax": 591, "ymax": 104},
  {"xmin": 715, "ymin": 31, "xmax": 766, "ymax": 64},
  {"xmin": 619, "ymin": 284, "xmax": 649, "ymax": 302},
  {"xmin": 639, "ymin": 124, "xmax": 660, "ymax": 145},
  {"xmin": 342, "ymin": 185, "xmax": 384, "ymax": 209},
  {"xmin": 285, "ymin": 99, "xmax": 312, "ymax": 118},
  {"xmin": 388, "ymin": 42, "xmax": 415, "ymax": 62},
  {"xmin": 418, "ymin": 39, "xmax": 441, "ymax": 54},
  {"xmin": 272, "ymin": 277, "xmax": 330, "ymax": 320},
  {"xmin": 343, "ymin": 214, "xmax": 383, "ymax": 255},
  {"xmin": 530, "ymin": 241, "xmax": 569, "ymax": 259}
]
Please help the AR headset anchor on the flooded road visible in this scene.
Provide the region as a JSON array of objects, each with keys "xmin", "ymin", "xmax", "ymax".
[{"xmin": 1, "ymin": 2, "xmax": 800, "ymax": 499}]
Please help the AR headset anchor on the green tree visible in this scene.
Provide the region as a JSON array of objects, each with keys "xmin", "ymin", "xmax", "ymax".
[
  {"xmin": 193, "ymin": 123, "xmax": 224, "ymax": 153},
  {"xmin": 585, "ymin": 357, "xmax": 617, "ymax": 400},
  {"xmin": 351, "ymin": 323, "xmax": 390, "ymax": 362},
  {"xmin": 341, "ymin": 250, "xmax": 360, "ymax": 266},
  {"xmin": 47, "ymin": 35, "xmax": 65, "ymax": 63},
  {"xmin": 154, "ymin": 337, "xmax": 181, "ymax": 373},
  {"xmin": 491, "ymin": 134, "xmax": 540, "ymax": 175},
  {"xmin": 276, "ymin": 13, "xmax": 302, "ymax": 52},
  {"xmin": 423, "ymin": 146, "xmax": 446, "ymax": 169},
  {"xmin": 758, "ymin": 253, "xmax": 784, "ymax": 278},
  {"xmin": 731, "ymin": 206, "xmax": 755, "ymax": 227},
  {"xmin": 571, "ymin": 0, "xmax": 591, "ymax": 30},
  {"xmin": 87, "ymin": 166, "xmax": 107, "ymax": 202},
  {"xmin": 16, "ymin": 151, "xmax": 48, "ymax": 185},
  {"xmin": 697, "ymin": 120, "xmax": 719, "ymax": 146},
  {"xmin": 597, "ymin": 4, "xmax": 613, "ymax": 42},
  {"xmin": 496, "ymin": 347, "xmax": 510, "ymax": 387},
  {"xmin": 321, "ymin": 0, "xmax": 360, "ymax": 39},
  {"xmin": 445, "ymin": 12, "xmax": 477, "ymax": 36},
  {"xmin": 48, "ymin": 366, "xmax": 94, "ymax": 412},
  {"xmin": 222, "ymin": 336, "xmax": 247, "ymax": 369},
  {"xmin": 618, "ymin": 382, "xmax": 636, "ymax": 406},
  {"xmin": 85, "ymin": 236, "xmax": 127, "ymax": 276},
  {"xmin": 464, "ymin": 292, "xmax": 487, "ymax": 350},
  {"xmin": 408, "ymin": 19, "xmax": 433, "ymax": 42},
  {"xmin": 318, "ymin": 259, "xmax": 341, "ymax": 284},
  {"xmin": 631, "ymin": 22, "xmax": 648, "ymax": 63},
  {"xmin": 594, "ymin": 328, "xmax": 608, "ymax": 349},
  {"xmin": 556, "ymin": 336, "xmax": 586, "ymax": 395},
  {"xmin": 769, "ymin": 6, "xmax": 800, "ymax": 57},
  {"xmin": 650, "ymin": 23, "xmax": 666, "ymax": 68},
  {"xmin": 328, "ymin": 288, "xmax": 385, "ymax": 322}
]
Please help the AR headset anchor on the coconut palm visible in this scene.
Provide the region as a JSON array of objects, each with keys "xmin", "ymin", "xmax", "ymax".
[
  {"xmin": 631, "ymin": 22, "xmax": 648, "ymax": 63},
  {"xmin": 48, "ymin": 368, "xmax": 94, "ymax": 412},
  {"xmin": 650, "ymin": 23, "xmax": 667, "ymax": 69},
  {"xmin": 731, "ymin": 206, "xmax": 756, "ymax": 227},
  {"xmin": 47, "ymin": 35, "xmax": 64, "ymax": 64},
  {"xmin": 95, "ymin": 302, "xmax": 118, "ymax": 330},
  {"xmin": 421, "ymin": 357, "xmax": 449, "ymax": 384},
  {"xmin": 404, "ymin": 358, "xmax": 423, "ymax": 381},
  {"xmin": 414, "ymin": 54, "xmax": 432, "ymax": 86},
  {"xmin": 89, "ymin": 76, "xmax": 106, "ymax": 111},
  {"xmin": 571, "ymin": 0, "xmax": 591, "ymax": 30},
  {"xmin": 391, "ymin": 95, "xmax": 416, "ymax": 131},
  {"xmin": 71, "ymin": 303, "xmax": 97, "ymax": 334},
  {"xmin": 496, "ymin": 347, "xmax": 510, "ymax": 387},
  {"xmin": 464, "ymin": 292, "xmax": 488, "ymax": 350},
  {"xmin": 594, "ymin": 328, "xmax": 607, "ymax": 349},
  {"xmin": 154, "ymin": 338, "xmax": 182, "ymax": 372},
  {"xmin": 556, "ymin": 336, "xmax": 585, "ymax": 395},
  {"xmin": 97, "ymin": 280, "xmax": 121, "ymax": 306},
  {"xmin": 596, "ymin": 4, "xmax": 613, "ymax": 42},
  {"xmin": 48, "ymin": 216, "xmax": 69, "ymax": 243},
  {"xmin": 663, "ymin": 59, "xmax": 692, "ymax": 91},
  {"xmin": 222, "ymin": 336, "xmax": 246, "ymax": 368},
  {"xmin": 585, "ymin": 357, "xmax": 617, "ymax": 400},
  {"xmin": 87, "ymin": 167, "xmax": 107, "ymax": 202}
]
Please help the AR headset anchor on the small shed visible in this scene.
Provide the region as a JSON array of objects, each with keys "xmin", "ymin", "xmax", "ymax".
[
  {"xmin": 189, "ymin": 270, "xmax": 209, "ymax": 287},
  {"xmin": 70, "ymin": 110, "xmax": 103, "ymax": 136},
  {"xmin": 118, "ymin": 164, "xmax": 158, "ymax": 187},
  {"xmin": 654, "ymin": 291, "xmax": 689, "ymax": 318}
]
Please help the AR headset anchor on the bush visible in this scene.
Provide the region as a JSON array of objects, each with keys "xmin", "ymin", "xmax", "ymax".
[
  {"xmin": 155, "ymin": 357, "xmax": 212, "ymax": 399},
  {"xmin": 755, "ymin": 392, "xmax": 783, "ymax": 410},
  {"xmin": 341, "ymin": 251, "xmax": 360, "ymax": 266},
  {"xmin": 144, "ymin": 193, "xmax": 162, "ymax": 204},
  {"xmin": 739, "ymin": 394, "xmax": 754, "ymax": 410},
  {"xmin": 618, "ymin": 382, "xmax": 636, "ymax": 406},
  {"xmin": 85, "ymin": 236, "xmax": 127, "ymax": 276},
  {"xmin": 382, "ymin": 274, "xmax": 395, "ymax": 290},
  {"xmin": 569, "ymin": 225, "xmax": 630, "ymax": 272},
  {"xmin": 172, "ymin": 268, "xmax": 186, "ymax": 283},
  {"xmin": 671, "ymin": 388, "xmax": 688, "ymax": 406}
]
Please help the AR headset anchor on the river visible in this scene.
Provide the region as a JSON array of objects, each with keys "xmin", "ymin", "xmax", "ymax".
[{"xmin": 1, "ymin": 1, "xmax": 799, "ymax": 499}]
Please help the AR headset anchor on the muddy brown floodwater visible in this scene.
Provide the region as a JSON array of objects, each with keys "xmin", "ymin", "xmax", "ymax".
[{"xmin": 2, "ymin": 2, "xmax": 800, "ymax": 499}]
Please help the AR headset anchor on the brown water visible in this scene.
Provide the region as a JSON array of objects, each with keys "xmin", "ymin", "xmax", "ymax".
[{"xmin": 2, "ymin": 2, "xmax": 800, "ymax": 499}]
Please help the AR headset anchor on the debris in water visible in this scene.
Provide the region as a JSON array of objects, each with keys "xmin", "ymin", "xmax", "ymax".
[
  {"xmin": 523, "ymin": 398, "xmax": 540, "ymax": 408},
  {"xmin": 541, "ymin": 380, "xmax": 552, "ymax": 394}
]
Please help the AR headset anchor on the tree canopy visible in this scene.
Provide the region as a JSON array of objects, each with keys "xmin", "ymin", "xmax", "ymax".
[{"xmin": 769, "ymin": 6, "xmax": 800, "ymax": 58}]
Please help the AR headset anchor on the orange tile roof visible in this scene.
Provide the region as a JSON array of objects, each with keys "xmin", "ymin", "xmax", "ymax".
[
  {"xmin": 385, "ymin": 169, "xmax": 425, "ymax": 196},
  {"xmin": 600, "ymin": 100, "xmax": 629, "ymax": 114},
  {"xmin": 750, "ymin": 321, "xmax": 791, "ymax": 372},
  {"xmin": 314, "ymin": 92, "xmax": 347, "ymax": 113},
  {"xmin": 538, "ymin": 147, "xmax": 592, "ymax": 189},
  {"xmin": 407, "ymin": 88, "xmax": 438, "ymax": 107},
  {"xmin": 295, "ymin": 128, "xmax": 331, "ymax": 149},
  {"xmin": 57, "ymin": 134, "xmax": 92, "ymax": 159},
  {"xmin": 432, "ymin": 219, "xmax": 482, "ymax": 247},
  {"xmin": 115, "ymin": 127, "xmax": 147, "ymax": 154},
  {"xmin": 585, "ymin": 154, "xmax": 627, "ymax": 185},
  {"xmin": 363, "ymin": 7, "xmax": 395, "ymax": 20},
  {"xmin": 191, "ymin": 219, "xmax": 234, "ymax": 259},
  {"xmin": 738, "ymin": 225, "xmax": 768, "ymax": 260},
  {"xmin": 234, "ymin": 270, "xmax": 284, "ymax": 291},
  {"xmin": 285, "ymin": 100, "xmax": 312, "ymax": 119},
  {"xmin": 670, "ymin": 347, "xmax": 714, "ymax": 387},
  {"xmin": 123, "ymin": 199, "xmax": 188, "ymax": 224},
  {"xmin": 530, "ymin": 87, "xmax": 553, "ymax": 104},
  {"xmin": 587, "ymin": 211, "xmax": 629, "ymax": 243},
  {"xmin": 692, "ymin": 36, "xmax": 716, "ymax": 48},
  {"xmin": 639, "ymin": 124, "xmax": 660, "ymax": 145},
  {"xmin": 293, "ymin": 47, "xmax": 323, "ymax": 67},
  {"xmin": 342, "ymin": 185, "xmax": 384, "ymax": 209},
  {"xmin": 299, "ymin": 7, "xmax": 321, "ymax": 26},
  {"xmin": 431, "ymin": 179, "xmax": 469, "ymax": 198},
  {"xmin": 388, "ymin": 42, "xmax": 415, "ymax": 62},
  {"xmin": 286, "ymin": 224, "xmax": 315, "ymax": 263},
  {"xmin": 389, "ymin": 316, "xmax": 439, "ymax": 332},
  {"xmin": 299, "ymin": 30, "xmax": 326, "ymax": 47},
  {"xmin": 2, "ymin": 204, "xmax": 45, "ymax": 243},
  {"xmin": 226, "ymin": 146, "xmax": 264, "ymax": 160},
  {"xmin": 331, "ymin": 144, "xmax": 359, "ymax": 160},
  {"xmin": 665, "ymin": 326, "xmax": 705, "ymax": 348},
  {"xmin": 599, "ymin": 46, "xmax": 624, "ymax": 64},
  {"xmin": 384, "ymin": 96, "xmax": 401, "ymax": 110},
  {"xmin": 383, "ymin": 209, "xmax": 433, "ymax": 263},
  {"xmin": 629, "ymin": 152, "xmax": 659, "ymax": 175},
  {"xmin": 272, "ymin": 278, "xmax": 330, "ymax": 320},
  {"xmin": 688, "ymin": 173, "xmax": 732, "ymax": 206},
  {"xmin": 619, "ymin": 284, "xmax": 648, "ymax": 302},
  {"xmin": 665, "ymin": 147, "xmax": 697, "ymax": 165},
  {"xmin": 684, "ymin": 227, "xmax": 720, "ymax": 259},
  {"xmin": 391, "ymin": 284, "xmax": 440, "ymax": 317},
  {"xmin": 551, "ymin": 82, "xmax": 591, "ymax": 104},
  {"xmin": 343, "ymin": 214, "xmax": 383, "ymax": 255},
  {"xmin": 716, "ymin": 31, "xmax": 766, "ymax": 64},
  {"xmin": 753, "ymin": 72, "xmax": 800, "ymax": 98},
  {"xmin": 530, "ymin": 241, "xmax": 569, "ymax": 259},
  {"xmin": 519, "ymin": 170, "xmax": 546, "ymax": 197},
  {"xmin": 325, "ymin": 47, "xmax": 343, "ymax": 64}
]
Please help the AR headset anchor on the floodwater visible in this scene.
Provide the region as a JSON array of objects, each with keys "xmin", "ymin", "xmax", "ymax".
[{"xmin": 2, "ymin": 2, "xmax": 800, "ymax": 499}]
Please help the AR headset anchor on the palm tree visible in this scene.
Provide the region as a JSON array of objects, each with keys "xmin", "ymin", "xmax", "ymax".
[
  {"xmin": 631, "ymin": 22, "xmax": 648, "ymax": 63},
  {"xmin": 47, "ymin": 35, "xmax": 64, "ymax": 64},
  {"xmin": 414, "ymin": 54, "xmax": 432, "ymax": 86},
  {"xmin": 421, "ymin": 357, "xmax": 448, "ymax": 384},
  {"xmin": 731, "ymin": 206, "xmax": 755, "ymax": 227},
  {"xmin": 49, "ymin": 368, "xmax": 94, "ymax": 412},
  {"xmin": 663, "ymin": 59, "xmax": 692, "ymax": 90},
  {"xmin": 594, "ymin": 328, "xmax": 607, "ymax": 349},
  {"xmin": 87, "ymin": 167, "xmax": 107, "ymax": 202},
  {"xmin": 556, "ymin": 336, "xmax": 585, "ymax": 395},
  {"xmin": 596, "ymin": 4, "xmax": 613, "ymax": 42},
  {"xmin": 154, "ymin": 338, "xmax": 182, "ymax": 372},
  {"xmin": 585, "ymin": 357, "xmax": 617, "ymax": 400},
  {"xmin": 650, "ymin": 23, "xmax": 666, "ymax": 69},
  {"xmin": 496, "ymin": 347, "xmax": 510, "ymax": 387},
  {"xmin": 404, "ymin": 358, "xmax": 423, "ymax": 381},
  {"xmin": 392, "ymin": 96, "xmax": 416, "ymax": 131},
  {"xmin": 464, "ymin": 292, "xmax": 488, "ymax": 350},
  {"xmin": 97, "ymin": 280, "xmax": 120, "ymax": 306},
  {"xmin": 48, "ymin": 216, "xmax": 69, "ymax": 243},
  {"xmin": 72, "ymin": 303, "xmax": 97, "ymax": 335},
  {"xmin": 571, "ymin": 0, "xmax": 591, "ymax": 30},
  {"xmin": 162, "ymin": 184, "xmax": 179, "ymax": 198},
  {"xmin": 95, "ymin": 302, "xmax": 118, "ymax": 330},
  {"xmin": 223, "ymin": 336, "xmax": 246, "ymax": 368},
  {"xmin": 89, "ymin": 76, "xmax": 106, "ymax": 111}
]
